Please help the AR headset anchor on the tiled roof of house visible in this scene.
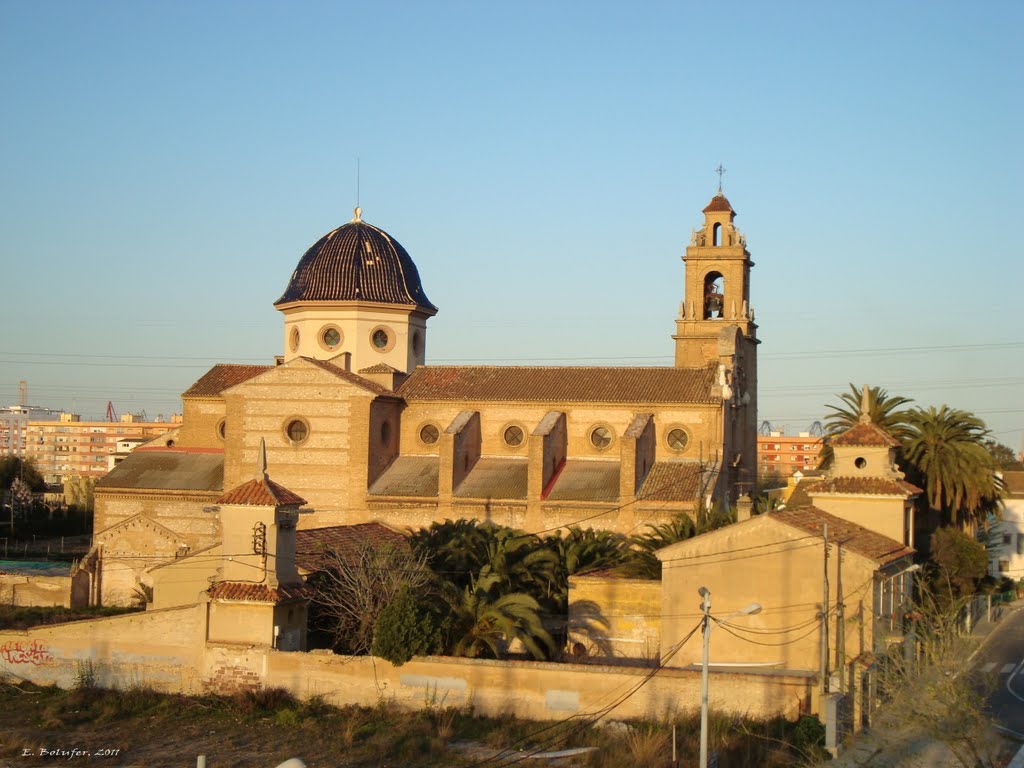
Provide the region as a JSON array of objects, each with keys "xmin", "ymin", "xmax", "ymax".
[
  {"xmin": 96, "ymin": 451, "xmax": 224, "ymax": 492},
  {"xmin": 831, "ymin": 421, "xmax": 900, "ymax": 448},
  {"xmin": 295, "ymin": 523, "xmax": 409, "ymax": 572},
  {"xmin": 217, "ymin": 476, "xmax": 306, "ymax": 507},
  {"xmin": 358, "ymin": 362, "xmax": 402, "ymax": 374},
  {"xmin": 183, "ymin": 364, "xmax": 273, "ymax": 398},
  {"xmin": 703, "ymin": 194, "xmax": 734, "ymax": 213},
  {"xmin": 545, "ymin": 460, "xmax": 620, "ymax": 502},
  {"xmin": 770, "ymin": 507, "xmax": 914, "ymax": 565},
  {"xmin": 1003, "ymin": 471, "xmax": 1024, "ymax": 497},
  {"xmin": 398, "ymin": 364, "xmax": 719, "ymax": 404},
  {"xmin": 274, "ymin": 219, "xmax": 436, "ymax": 311},
  {"xmin": 637, "ymin": 461, "xmax": 703, "ymax": 502},
  {"xmin": 207, "ymin": 582, "xmax": 310, "ymax": 603},
  {"xmin": 299, "ymin": 357, "xmax": 393, "ymax": 395},
  {"xmin": 807, "ymin": 476, "xmax": 921, "ymax": 498}
]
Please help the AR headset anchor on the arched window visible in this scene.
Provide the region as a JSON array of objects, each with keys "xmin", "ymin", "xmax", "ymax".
[
  {"xmin": 703, "ymin": 272, "xmax": 725, "ymax": 319},
  {"xmin": 713, "ymin": 223, "xmax": 722, "ymax": 246}
]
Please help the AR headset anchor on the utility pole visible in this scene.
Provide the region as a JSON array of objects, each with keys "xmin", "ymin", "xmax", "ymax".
[
  {"xmin": 821, "ymin": 523, "xmax": 830, "ymax": 694},
  {"xmin": 836, "ymin": 544, "xmax": 845, "ymax": 693},
  {"xmin": 700, "ymin": 587, "xmax": 712, "ymax": 768}
]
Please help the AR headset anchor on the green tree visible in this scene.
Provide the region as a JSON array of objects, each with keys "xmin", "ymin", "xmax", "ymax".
[
  {"xmin": 371, "ymin": 584, "xmax": 446, "ymax": 666},
  {"xmin": 903, "ymin": 406, "xmax": 1002, "ymax": 528},
  {"xmin": 984, "ymin": 439, "xmax": 1023, "ymax": 470},
  {"xmin": 0, "ymin": 457, "xmax": 45, "ymax": 492},
  {"xmin": 927, "ymin": 526, "xmax": 989, "ymax": 605}
]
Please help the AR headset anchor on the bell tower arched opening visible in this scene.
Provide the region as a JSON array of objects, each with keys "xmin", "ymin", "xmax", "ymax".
[
  {"xmin": 713, "ymin": 222, "xmax": 722, "ymax": 246},
  {"xmin": 703, "ymin": 272, "xmax": 724, "ymax": 319}
]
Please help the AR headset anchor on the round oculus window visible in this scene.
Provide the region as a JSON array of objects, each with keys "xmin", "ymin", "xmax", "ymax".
[
  {"xmin": 412, "ymin": 331, "xmax": 423, "ymax": 355},
  {"xmin": 419, "ymin": 424, "xmax": 439, "ymax": 445},
  {"xmin": 372, "ymin": 329, "xmax": 390, "ymax": 349},
  {"xmin": 217, "ymin": 419, "xmax": 226, "ymax": 441},
  {"xmin": 590, "ymin": 425, "xmax": 613, "ymax": 450},
  {"xmin": 289, "ymin": 327, "xmax": 300, "ymax": 352},
  {"xmin": 286, "ymin": 419, "xmax": 309, "ymax": 443},
  {"xmin": 667, "ymin": 428, "xmax": 689, "ymax": 452},
  {"xmin": 503, "ymin": 425, "xmax": 524, "ymax": 447},
  {"xmin": 322, "ymin": 327, "xmax": 342, "ymax": 349}
]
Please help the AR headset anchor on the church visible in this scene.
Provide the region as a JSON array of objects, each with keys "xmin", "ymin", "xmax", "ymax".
[{"xmin": 89, "ymin": 192, "xmax": 759, "ymax": 605}]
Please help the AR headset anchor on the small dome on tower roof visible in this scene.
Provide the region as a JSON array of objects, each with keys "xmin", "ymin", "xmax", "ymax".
[
  {"xmin": 275, "ymin": 212, "xmax": 436, "ymax": 311},
  {"xmin": 703, "ymin": 194, "xmax": 735, "ymax": 214}
]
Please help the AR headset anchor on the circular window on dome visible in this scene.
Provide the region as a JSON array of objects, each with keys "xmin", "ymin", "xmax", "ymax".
[
  {"xmin": 319, "ymin": 325, "xmax": 343, "ymax": 351},
  {"xmin": 666, "ymin": 427, "xmax": 690, "ymax": 453},
  {"xmin": 412, "ymin": 330, "xmax": 423, "ymax": 356},
  {"xmin": 419, "ymin": 423, "xmax": 440, "ymax": 445},
  {"xmin": 216, "ymin": 419, "xmax": 226, "ymax": 441},
  {"xmin": 284, "ymin": 418, "xmax": 309, "ymax": 445},
  {"xmin": 289, "ymin": 327, "xmax": 301, "ymax": 353},
  {"xmin": 370, "ymin": 326, "xmax": 395, "ymax": 353},
  {"xmin": 503, "ymin": 424, "xmax": 525, "ymax": 447},
  {"xmin": 589, "ymin": 425, "xmax": 614, "ymax": 451}
]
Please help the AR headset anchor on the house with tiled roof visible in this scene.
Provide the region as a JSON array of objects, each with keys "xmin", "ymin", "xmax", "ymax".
[
  {"xmin": 91, "ymin": 194, "xmax": 759, "ymax": 605},
  {"xmin": 569, "ymin": 392, "xmax": 918, "ymax": 732},
  {"xmin": 649, "ymin": 395, "xmax": 919, "ymax": 731}
]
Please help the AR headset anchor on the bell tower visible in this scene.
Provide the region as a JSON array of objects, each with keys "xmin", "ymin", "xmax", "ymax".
[
  {"xmin": 672, "ymin": 187, "xmax": 759, "ymax": 500},
  {"xmin": 673, "ymin": 192, "xmax": 756, "ymax": 367}
]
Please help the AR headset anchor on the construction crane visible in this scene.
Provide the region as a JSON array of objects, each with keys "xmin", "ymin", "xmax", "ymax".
[{"xmin": 106, "ymin": 401, "xmax": 117, "ymax": 422}]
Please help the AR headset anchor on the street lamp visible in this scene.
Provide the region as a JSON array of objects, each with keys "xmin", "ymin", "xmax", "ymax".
[{"xmin": 699, "ymin": 586, "xmax": 761, "ymax": 768}]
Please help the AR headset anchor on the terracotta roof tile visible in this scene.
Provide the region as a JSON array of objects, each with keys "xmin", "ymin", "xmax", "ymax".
[
  {"xmin": 807, "ymin": 476, "xmax": 921, "ymax": 498},
  {"xmin": 208, "ymin": 582, "xmax": 310, "ymax": 603},
  {"xmin": 358, "ymin": 363, "xmax": 402, "ymax": 374},
  {"xmin": 831, "ymin": 421, "xmax": 900, "ymax": 448},
  {"xmin": 702, "ymin": 194, "xmax": 734, "ymax": 213},
  {"xmin": 398, "ymin": 364, "xmax": 719, "ymax": 404},
  {"xmin": 295, "ymin": 523, "xmax": 409, "ymax": 572},
  {"xmin": 300, "ymin": 357, "xmax": 393, "ymax": 395},
  {"xmin": 638, "ymin": 461, "xmax": 703, "ymax": 502},
  {"xmin": 183, "ymin": 364, "xmax": 273, "ymax": 398},
  {"xmin": 770, "ymin": 507, "xmax": 914, "ymax": 565},
  {"xmin": 217, "ymin": 476, "xmax": 306, "ymax": 506}
]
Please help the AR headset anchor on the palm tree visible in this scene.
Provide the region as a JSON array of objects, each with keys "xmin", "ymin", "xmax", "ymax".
[
  {"xmin": 446, "ymin": 573, "xmax": 556, "ymax": 660},
  {"xmin": 819, "ymin": 384, "xmax": 913, "ymax": 469},
  {"xmin": 902, "ymin": 406, "xmax": 1003, "ymax": 529},
  {"xmin": 824, "ymin": 384, "xmax": 913, "ymax": 438}
]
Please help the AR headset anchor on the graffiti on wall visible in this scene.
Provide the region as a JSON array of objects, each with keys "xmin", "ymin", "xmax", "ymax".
[{"xmin": 1, "ymin": 639, "xmax": 55, "ymax": 666}]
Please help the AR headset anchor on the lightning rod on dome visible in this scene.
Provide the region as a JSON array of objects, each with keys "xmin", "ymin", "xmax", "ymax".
[
  {"xmin": 353, "ymin": 156, "xmax": 362, "ymax": 222},
  {"xmin": 715, "ymin": 163, "xmax": 726, "ymax": 195}
]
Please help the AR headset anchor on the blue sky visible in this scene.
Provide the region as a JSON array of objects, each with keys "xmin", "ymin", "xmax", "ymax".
[{"xmin": 1, "ymin": 1, "xmax": 1021, "ymax": 445}]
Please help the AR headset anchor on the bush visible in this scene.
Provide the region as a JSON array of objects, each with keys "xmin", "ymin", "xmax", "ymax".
[{"xmin": 371, "ymin": 584, "xmax": 445, "ymax": 666}]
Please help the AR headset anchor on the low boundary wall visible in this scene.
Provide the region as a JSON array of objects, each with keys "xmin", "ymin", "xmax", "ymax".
[{"xmin": 1, "ymin": 608, "xmax": 816, "ymax": 723}]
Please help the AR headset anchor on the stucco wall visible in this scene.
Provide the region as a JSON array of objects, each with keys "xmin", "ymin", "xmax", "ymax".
[
  {"xmin": 1, "ymin": 607, "xmax": 814, "ymax": 723},
  {"xmin": 568, "ymin": 575, "xmax": 661, "ymax": 664},
  {"xmin": 0, "ymin": 574, "xmax": 72, "ymax": 607},
  {"xmin": 0, "ymin": 605, "xmax": 205, "ymax": 692}
]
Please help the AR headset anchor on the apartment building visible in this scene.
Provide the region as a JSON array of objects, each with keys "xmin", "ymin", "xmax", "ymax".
[
  {"xmin": 25, "ymin": 412, "xmax": 180, "ymax": 484},
  {"xmin": 757, "ymin": 431, "xmax": 824, "ymax": 478}
]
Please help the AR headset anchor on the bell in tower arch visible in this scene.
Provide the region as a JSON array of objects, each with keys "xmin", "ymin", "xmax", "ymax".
[{"xmin": 703, "ymin": 272, "xmax": 725, "ymax": 319}]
